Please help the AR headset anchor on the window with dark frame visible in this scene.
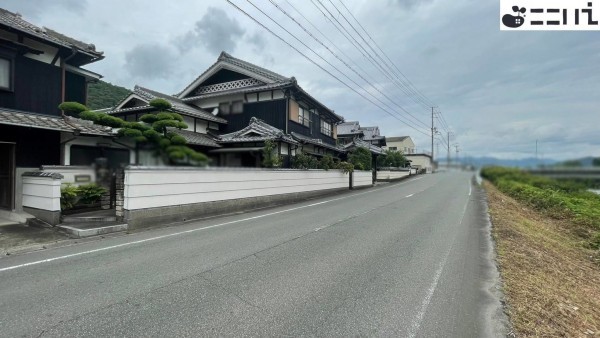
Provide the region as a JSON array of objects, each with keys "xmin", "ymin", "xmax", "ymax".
[
  {"xmin": 298, "ymin": 107, "xmax": 310, "ymax": 127},
  {"xmin": 0, "ymin": 57, "xmax": 11, "ymax": 91},
  {"xmin": 321, "ymin": 120, "xmax": 332, "ymax": 137}
]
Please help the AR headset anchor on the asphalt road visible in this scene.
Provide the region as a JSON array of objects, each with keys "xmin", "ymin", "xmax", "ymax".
[{"xmin": 0, "ymin": 171, "xmax": 506, "ymax": 337}]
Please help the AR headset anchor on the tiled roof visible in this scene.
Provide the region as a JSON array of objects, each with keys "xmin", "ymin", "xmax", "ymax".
[
  {"xmin": 108, "ymin": 86, "xmax": 227, "ymax": 124},
  {"xmin": 219, "ymin": 52, "xmax": 290, "ymax": 82},
  {"xmin": 290, "ymin": 132, "xmax": 345, "ymax": 152},
  {"xmin": 177, "ymin": 52, "xmax": 291, "ymax": 98},
  {"xmin": 344, "ymin": 138, "xmax": 385, "ymax": 155},
  {"xmin": 386, "ymin": 136, "xmax": 410, "ymax": 142},
  {"xmin": 0, "ymin": 108, "xmax": 113, "ymax": 136},
  {"xmin": 0, "ymin": 8, "xmax": 103, "ymax": 58},
  {"xmin": 181, "ymin": 81, "xmax": 292, "ymax": 102},
  {"xmin": 360, "ymin": 126, "xmax": 381, "ymax": 140},
  {"xmin": 169, "ymin": 128, "xmax": 221, "ymax": 148},
  {"xmin": 337, "ymin": 121, "xmax": 362, "ymax": 135},
  {"xmin": 218, "ymin": 117, "xmax": 297, "ymax": 144}
]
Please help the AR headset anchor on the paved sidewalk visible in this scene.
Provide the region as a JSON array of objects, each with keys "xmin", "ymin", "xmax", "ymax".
[{"xmin": 0, "ymin": 223, "xmax": 71, "ymax": 256}]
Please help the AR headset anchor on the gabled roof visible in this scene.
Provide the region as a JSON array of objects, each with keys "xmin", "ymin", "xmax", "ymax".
[
  {"xmin": 181, "ymin": 81, "xmax": 291, "ymax": 102},
  {"xmin": 218, "ymin": 117, "xmax": 297, "ymax": 144},
  {"xmin": 344, "ymin": 138, "xmax": 385, "ymax": 155},
  {"xmin": 108, "ymin": 86, "xmax": 227, "ymax": 124},
  {"xmin": 360, "ymin": 126, "xmax": 380, "ymax": 140},
  {"xmin": 177, "ymin": 52, "xmax": 291, "ymax": 99},
  {"xmin": 337, "ymin": 121, "xmax": 363, "ymax": 136},
  {"xmin": 169, "ymin": 128, "xmax": 221, "ymax": 148},
  {"xmin": 0, "ymin": 108, "xmax": 113, "ymax": 136},
  {"xmin": 386, "ymin": 136, "xmax": 411, "ymax": 142},
  {"xmin": 290, "ymin": 132, "xmax": 345, "ymax": 153},
  {"xmin": 0, "ymin": 8, "xmax": 103, "ymax": 65}
]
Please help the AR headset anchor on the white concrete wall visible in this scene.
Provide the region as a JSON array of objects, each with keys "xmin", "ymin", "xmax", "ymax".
[
  {"xmin": 124, "ymin": 167, "xmax": 353, "ymax": 210},
  {"xmin": 353, "ymin": 170, "xmax": 373, "ymax": 188},
  {"xmin": 22, "ymin": 176, "xmax": 61, "ymax": 211},
  {"xmin": 377, "ymin": 170, "xmax": 410, "ymax": 180},
  {"xmin": 41, "ymin": 166, "xmax": 96, "ymax": 186}
]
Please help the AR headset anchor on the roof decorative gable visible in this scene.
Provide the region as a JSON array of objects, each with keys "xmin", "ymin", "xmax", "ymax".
[
  {"xmin": 108, "ymin": 86, "xmax": 227, "ymax": 124},
  {"xmin": 219, "ymin": 117, "xmax": 297, "ymax": 144},
  {"xmin": 177, "ymin": 51, "xmax": 291, "ymax": 99}
]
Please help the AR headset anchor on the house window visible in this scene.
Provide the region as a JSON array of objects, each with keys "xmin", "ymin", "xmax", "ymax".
[
  {"xmin": 298, "ymin": 107, "xmax": 310, "ymax": 127},
  {"xmin": 389, "ymin": 147, "xmax": 397, "ymax": 151},
  {"xmin": 231, "ymin": 100, "xmax": 243, "ymax": 114},
  {"xmin": 219, "ymin": 102, "xmax": 230, "ymax": 115},
  {"xmin": 0, "ymin": 57, "xmax": 11, "ymax": 90},
  {"xmin": 321, "ymin": 120, "xmax": 332, "ymax": 137}
]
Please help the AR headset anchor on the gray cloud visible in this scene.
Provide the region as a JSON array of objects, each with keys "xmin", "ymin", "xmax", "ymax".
[
  {"xmin": 248, "ymin": 32, "xmax": 267, "ymax": 53},
  {"xmin": 174, "ymin": 7, "xmax": 245, "ymax": 54},
  {"xmin": 5, "ymin": 0, "xmax": 87, "ymax": 19},
  {"xmin": 388, "ymin": 0, "xmax": 434, "ymax": 10},
  {"xmin": 124, "ymin": 44, "xmax": 176, "ymax": 80}
]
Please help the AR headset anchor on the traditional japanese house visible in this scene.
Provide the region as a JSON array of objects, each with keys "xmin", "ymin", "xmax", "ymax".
[
  {"xmin": 336, "ymin": 121, "xmax": 364, "ymax": 145},
  {"xmin": 175, "ymin": 52, "xmax": 346, "ymax": 166},
  {"xmin": 0, "ymin": 8, "xmax": 131, "ymax": 212}
]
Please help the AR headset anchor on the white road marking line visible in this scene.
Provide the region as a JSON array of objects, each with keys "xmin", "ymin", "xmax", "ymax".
[
  {"xmin": 469, "ymin": 181, "xmax": 472, "ymax": 196},
  {"xmin": 405, "ymin": 194, "xmax": 414, "ymax": 198},
  {"xmin": 0, "ymin": 177, "xmax": 424, "ymax": 273},
  {"xmin": 408, "ymin": 183, "xmax": 471, "ymax": 337},
  {"xmin": 407, "ymin": 249, "xmax": 451, "ymax": 338}
]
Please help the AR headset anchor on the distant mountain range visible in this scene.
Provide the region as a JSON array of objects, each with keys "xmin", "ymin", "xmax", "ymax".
[{"xmin": 444, "ymin": 156, "xmax": 599, "ymax": 168}]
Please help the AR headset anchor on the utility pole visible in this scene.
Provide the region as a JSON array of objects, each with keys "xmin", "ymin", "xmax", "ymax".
[
  {"xmin": 454, "ymin": 144, "xmax": 460, "ymax": 164},
  {"xmin": 431, "ymin": 107, "xmax": 436, "ymax": 160},
  {"xmin": 535, "ymin": 140, "xmax": 538, "ymax": 167},
  {"xmin": 447, "ymin": 131, "xmax": 451, "ymax": 167}
]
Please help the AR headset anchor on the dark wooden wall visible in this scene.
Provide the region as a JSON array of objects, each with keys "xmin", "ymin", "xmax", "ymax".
[
  {"xmin": 0, "ymin": 125, "xmax": 61, "ymax": 167},
  {"xmin": 223, "ymin": 99, "xmax": 287, "ymax": 134},
  {"xmin": 0, "ymin": 56, "xmax": 86, "ymax": 116}
]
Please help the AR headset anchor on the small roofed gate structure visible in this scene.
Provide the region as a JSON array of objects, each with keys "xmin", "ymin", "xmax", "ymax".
[
  {"xmin": 344, "ymin": 139, "xmax": 386, "ymax": 183},
  {"xmin": 214, "ymin": 117, "xmax": 299, "ymax": 167}
]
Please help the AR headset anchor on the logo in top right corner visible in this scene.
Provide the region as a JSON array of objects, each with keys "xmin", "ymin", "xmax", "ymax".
[
  {"xmin": 502, "ymin": 6, "xmax": 527, "ymax": 28},
  {"xmin": 500, "ymin": 0, "xmax": 600, "ymax": 30}
]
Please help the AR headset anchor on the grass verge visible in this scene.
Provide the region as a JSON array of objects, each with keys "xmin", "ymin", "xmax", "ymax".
[{"xmin": 485, "ymin": 181, "xmax": 600, "ymax": 336}]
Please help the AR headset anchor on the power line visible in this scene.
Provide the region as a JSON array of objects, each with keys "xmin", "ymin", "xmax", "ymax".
[
  {"xmin": 310, "ymin": 0, "xmax": 429, "ymax": 116},
  {"xmin": 267, "ymin": 0, "xmax": 430, "ymax": 129},
  {"xmin": 225, "ymin": 0, "xmax": 430, "ymax": 137},
  {"xmin": 327, "ymin": 0, "xmax": 434, "ymax": 110}
]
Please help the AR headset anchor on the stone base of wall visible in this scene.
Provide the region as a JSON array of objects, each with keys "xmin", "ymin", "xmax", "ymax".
[
  {"xmin": 23, "ymin": 207, "xmax": 61, "ymax": 226},
  {"xmin": 124, "ymin": 187, "xmax": 347, "ymax": 229}
]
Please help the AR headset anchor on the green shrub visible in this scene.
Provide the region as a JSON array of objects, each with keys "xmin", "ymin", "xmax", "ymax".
[
  {"xmin": 149, "ymin": 98, "xmax": 172, "ymax": 110},
  {"xmin": 79, "ymin": 110, "xmax": 100, "ymax": 122},
  {"xmin": 262, "ymin": 140, "xmax": 283, "ymax": 168},
  {"xmin": 319, "ymin": 154, "xmax": 335, "ymax": 171},
  {"xmin": 335, "ymin": 161, "xmax": 354, "ymax": 174},
  {"xmin": 59, "ymin": 102, "xmax": 88, "ymax": 116},
  {"xmin": 348, "ymin": 147, "xmax": 372, "ymax": 171},
  {"xmin": 77, "ymin": 184, "xmax": 107, "ymax": 204},
  {"xmin": 482, "ymin": 166, "xmax": 600, "ymax": 249},
  {"xmin": 60, "ymin": 184, "xmax": 79, "ymax": 210},
  {"xmin": 292, "ymin": 152, "xmax": 319, "ymax": 169}
]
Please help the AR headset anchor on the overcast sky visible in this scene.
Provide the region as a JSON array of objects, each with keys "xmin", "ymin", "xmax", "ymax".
[{"xmin": 4, "ymin": 0, "xmax": 599, "ymax": 160}]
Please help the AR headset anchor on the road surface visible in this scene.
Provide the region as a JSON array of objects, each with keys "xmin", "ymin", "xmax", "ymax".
[{"xmin": 0, "ymin": 171, "xmax": 506, "ymax": 337}]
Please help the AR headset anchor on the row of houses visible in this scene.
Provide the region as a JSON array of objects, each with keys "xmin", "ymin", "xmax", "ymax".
[{"xmin": 0, "ymin": 8, "xmax": 432, "ymax": 215}]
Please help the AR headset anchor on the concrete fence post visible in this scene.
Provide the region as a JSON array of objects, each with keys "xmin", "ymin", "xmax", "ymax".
[{"xmin": 21, "ymin": 172, "xmax": 64, "ymax": 225}]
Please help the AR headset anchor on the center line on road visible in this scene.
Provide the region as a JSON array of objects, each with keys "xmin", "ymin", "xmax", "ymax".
[{"xmin": 405, "ymin": 194, "xmax": 414, "ymax": 198}]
